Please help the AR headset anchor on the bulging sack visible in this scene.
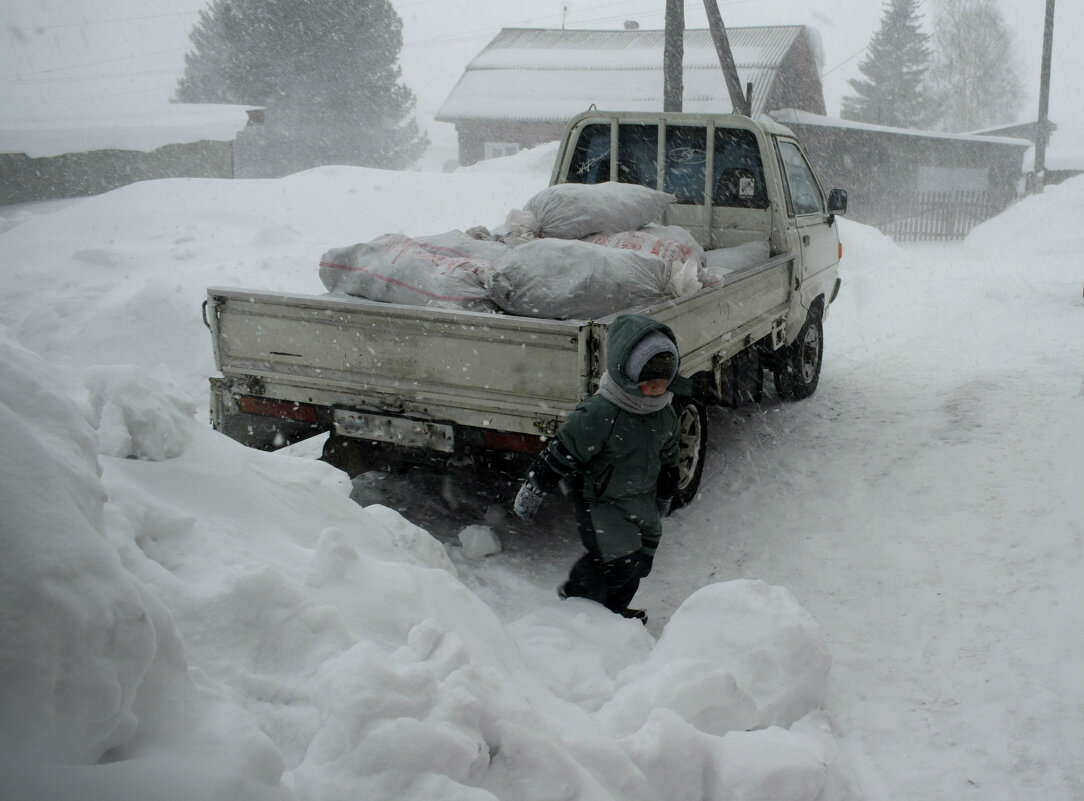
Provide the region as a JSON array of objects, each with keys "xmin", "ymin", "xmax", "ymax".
[
  {"xmin": 582, "ymin": 223, "xmax": 705, "ymax": 267},
  {"xmin": 522, "ymin": 183, "xmax": 676, "ymax": 240},
  {"xmin": 319, "ymin": 231, "xmax": 507, "ymax": 311},
  {"xmin": 489, "ymin": 238, "xmax": 697, "ymax": 320}
]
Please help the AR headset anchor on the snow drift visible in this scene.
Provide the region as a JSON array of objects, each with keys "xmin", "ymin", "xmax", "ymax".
[{"xmin": 0, "ymin": 322, "xmax": 856, "ymax": 799}]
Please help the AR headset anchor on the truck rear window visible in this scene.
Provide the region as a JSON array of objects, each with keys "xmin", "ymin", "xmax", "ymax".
[
  {"xmin": 566, "ymin": 123, "xmax": 611, "ymax": 184},
  {"xmin": 565, "ymin": 122, "xmax": 766, "ymax": 209},
  {"xmin": 713, "ymin": 129, "xmax": 768, "ymax": 209},
  {"xmin": 665, "ymin": 125, "xmax": 707, "ymax": 204}
]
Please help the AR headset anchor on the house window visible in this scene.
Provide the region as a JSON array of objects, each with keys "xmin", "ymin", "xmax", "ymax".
[{"xmin": 484, "ymin": 141, "xmax": 520, "ymax": 160}]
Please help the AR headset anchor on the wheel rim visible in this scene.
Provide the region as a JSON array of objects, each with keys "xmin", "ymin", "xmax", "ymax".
[
  {"xmin": 676, "ymin": 403, "xmax": 703, "ymax": 490},
  {"xmin": 799, "ymin": 321, "xmax": 822, "ymax": 384}
]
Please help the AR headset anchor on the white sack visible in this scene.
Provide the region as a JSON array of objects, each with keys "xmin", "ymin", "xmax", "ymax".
[
  {"xmin": 319, "ymin": 232, "xmax": 506, "ymax": 311},
  {"xmin": 583, "ymin": 223, "xmax": 706, "ymax": 267},
  {"xmin": 703, "ymin": 239, "xmax": 770, "ymax": 277},
  {"xmin": 492, "ymin": 209, "xmax": 540, "ymax": 247},
  {"xmin": 522, "ymin": 182, "xmax": 675, "ymax": 240},
  {"xmin": 412, "ymin": 230, "xmax": 511, "ymax": 263},
  {"xmin": 489, "ymin": 238, "xmax": 688, "ymax": 320}
]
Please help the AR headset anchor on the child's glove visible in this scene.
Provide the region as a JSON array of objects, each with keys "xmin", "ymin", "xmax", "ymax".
[
  {"xmin": 656, "ymin": 496, "xmax": 672, "ymax": 517},
  {"xmin": 514, "ymin": 480, "xmax": 545, "ymax": 521},
  {"xmin": 656, "ymin": 465, "xmax": 679, "ymax": 517},
  {"xmin": 639, "ymin": 550, "xmax": 655, "ymax": 577}
]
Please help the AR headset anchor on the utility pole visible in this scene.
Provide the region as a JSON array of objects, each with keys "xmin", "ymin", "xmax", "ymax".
[
  {"xmin": 664, "ymin": 0, "xmax": 684, "ymax": 111},
  {"xmin": 1033, "ymin": 0, "xmax": 1056, "ymax": 194},
  {"xmin": 703, "ymin": 0, "xmax": 749, "ymax": 116}
]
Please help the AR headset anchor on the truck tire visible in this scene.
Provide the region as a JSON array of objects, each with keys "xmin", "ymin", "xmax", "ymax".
[
  {"xmin": 672, "ymin": 397, "xmax": 708, "ymax": 509},
  {"xmin": 774, "ymin": 308, "xmax": 823, "ymax": 401},
  {"xmin": 321, "ymin": 434, "xmax": 381, "ymax": 477}
]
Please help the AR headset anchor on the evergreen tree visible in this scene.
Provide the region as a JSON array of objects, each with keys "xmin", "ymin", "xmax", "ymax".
[
  {"xmin": 927, "ymin": 0, "xmax": 1026, "ymax": 132},
  {"xmin": 176, "ymin": 0, "xmax": 427, "ymax": 173},
  {"xmin": 841, "ymin": 0, "xmax": 933, "ymax": 128}
]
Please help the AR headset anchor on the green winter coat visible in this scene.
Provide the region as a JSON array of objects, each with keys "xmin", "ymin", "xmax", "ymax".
[{"xmin": 552, "ymin": 314, "xmax": 683, "ymax": 560}]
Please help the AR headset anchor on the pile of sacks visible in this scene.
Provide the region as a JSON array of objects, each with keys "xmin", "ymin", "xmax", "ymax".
[{"xmin": 319, "ymin": 182, "xmax": 705, "ymax": 320}]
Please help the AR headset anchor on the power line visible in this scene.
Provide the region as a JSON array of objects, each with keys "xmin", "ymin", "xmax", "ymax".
[
  {"xmin": 0, "ymin": 69, "xmax": 181, "ymax": 87},
  {"xmin": 819, "ymin": 44, "xmax": 869, "ymax": 79},
  {"xmin": 6, "ymin": 8, "xmax": 203, "ymax": 31},
  {"xmin": 0, "ymin": 48, "xmax": 188, "ymax": 82}
]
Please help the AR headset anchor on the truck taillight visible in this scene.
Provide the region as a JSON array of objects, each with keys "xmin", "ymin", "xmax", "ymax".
[
  {"xmin": 481, "ymin": 430, "xmax": 546, "ymax": 455},
  {"xmin": 839, "ymin": 242, "xmax": 843, "ymax": 260},
  {"xmin": 237, "ymin": 395, "xmax": 319, "ymax": 423}
]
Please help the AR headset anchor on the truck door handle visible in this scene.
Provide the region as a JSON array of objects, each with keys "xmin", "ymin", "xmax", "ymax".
[{"xmin": 802, "ymin": 235, "xmax": 811, "ymax": 246}]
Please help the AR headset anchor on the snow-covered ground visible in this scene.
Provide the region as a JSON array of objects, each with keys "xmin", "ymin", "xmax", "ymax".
[{"xmin": 1, "ymin": 147, "xmax": 1081, "ymax": 801}]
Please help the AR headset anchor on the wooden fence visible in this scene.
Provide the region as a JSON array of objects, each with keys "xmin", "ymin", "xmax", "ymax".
[{"xmin": 880, "ymin": 190, "xmax": 1004, "ymax": 242}]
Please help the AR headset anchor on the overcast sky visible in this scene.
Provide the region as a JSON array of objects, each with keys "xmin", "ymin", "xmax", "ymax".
[{"xmin": 1, "ymin": 1, "xmax": 1080, "ymax": 150}]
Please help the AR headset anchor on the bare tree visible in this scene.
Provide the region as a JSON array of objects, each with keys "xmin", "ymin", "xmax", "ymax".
[{"xmin": 928, "ymin": 0, "xmax": 1026, "ymax": 131}]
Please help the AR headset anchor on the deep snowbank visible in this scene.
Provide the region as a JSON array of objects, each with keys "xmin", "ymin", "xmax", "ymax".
[
  {"xmin": 0, "ymin": 152, "xmax": 556, "ymax": 401},
  {"xmin": 2, "ymin": 148, "xmax": 1081, "ymax": 801},
  {"xmin": 0, "ymin": 321, "xmax": 857, "ymax": 798}
]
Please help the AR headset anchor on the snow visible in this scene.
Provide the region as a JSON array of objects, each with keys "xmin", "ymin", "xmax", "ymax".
[{"xmin": 1, "ymin": 151, "xmax": 1083, "ymax": 800}]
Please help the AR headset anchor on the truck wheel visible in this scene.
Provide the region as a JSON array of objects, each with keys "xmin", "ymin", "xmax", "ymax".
[
  {"xmin": 774, "ymin": 309, "xmax": 823, "ymax": 401},
  {"xmin": 672, "ymin": 398, "xmax": 708, "ymax": 509},
  {"xmin": 321, "ymin": 434, "xmax": 378, "ymax": 477}
]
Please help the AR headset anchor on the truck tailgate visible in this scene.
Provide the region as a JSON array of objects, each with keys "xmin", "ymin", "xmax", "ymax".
[{"xmin": 205, "ymin": 287, "xmax": 595, "ymax": 435}]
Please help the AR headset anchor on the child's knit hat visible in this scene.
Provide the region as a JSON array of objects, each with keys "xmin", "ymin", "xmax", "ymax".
[{"xmin": 626, "ymin": 330, "xmax": 679, "ymax": 383}]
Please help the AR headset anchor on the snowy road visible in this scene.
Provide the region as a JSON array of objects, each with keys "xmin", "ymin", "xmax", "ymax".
[
  {"xmin": 377, "ymin": 234, "xmax": 1084, "ymax": 800},
  {"xmin": 2, "ymin": 160, "xmax": 1081, "ymax": 800}
]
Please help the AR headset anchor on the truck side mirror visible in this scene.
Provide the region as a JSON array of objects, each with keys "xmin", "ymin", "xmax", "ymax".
[{"xmin": 827, "ymin": 188, "xmax": 848, "ymax": 215}]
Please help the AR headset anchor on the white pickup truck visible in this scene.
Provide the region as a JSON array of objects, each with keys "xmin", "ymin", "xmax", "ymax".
[{"xmin": 204, "ymin": 110, "xmax": 847, "ymax": 507}]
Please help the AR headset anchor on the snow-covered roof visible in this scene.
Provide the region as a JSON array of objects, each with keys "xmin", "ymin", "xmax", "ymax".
[
  {"xmin": 0, "ymin": 104, "xmax": 259, "ymax": 159},
  {"xmin": 769, "ymin": 108, "xmax": 1033, "ymax": 149},
  {"xmin": 436, "ymin": 26, "xmax": 813, "ymax": 122}
]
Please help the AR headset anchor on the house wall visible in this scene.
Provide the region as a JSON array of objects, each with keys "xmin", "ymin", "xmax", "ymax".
[
  {"xmin": 773, "ymin": 39, "xmax": 826, "ymax": 116},
  {"xmin": 789, "ymin": 125, "xmax": 1025, "ymax": 227},
  {"xmin": 455, "ymin": 119, "xmax": 568, "ymax": 166},
  {"xmin": 1, "ymin": 139, "xmax": 234, "ymax": 206}
]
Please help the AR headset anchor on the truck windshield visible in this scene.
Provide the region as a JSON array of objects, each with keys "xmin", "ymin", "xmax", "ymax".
[{"xmin": 778, "ymin": 140, "xmax": 824, "ymax": 216}]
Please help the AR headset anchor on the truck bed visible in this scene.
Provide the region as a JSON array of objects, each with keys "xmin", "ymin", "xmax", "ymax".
[{"xmin": 205, "ymin": 253, "xmax": 793, "ymax": 447}]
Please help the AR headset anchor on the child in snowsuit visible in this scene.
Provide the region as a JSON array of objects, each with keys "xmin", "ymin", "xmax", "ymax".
[{"xmin": 513, "ymin": 313, "xmax": 688, "ymax": 621}]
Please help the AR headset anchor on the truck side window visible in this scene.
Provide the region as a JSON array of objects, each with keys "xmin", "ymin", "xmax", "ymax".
[
  {"xmin": 713, "ymin": 129, "xmax": 768, "ymax": 209},
  {"xmin": 778, "ymin": 140, "xmax": 824, "ymax": 216},
  {"xmin": 566, "ymin": 124, "xmax": 611, "ymax": 184},
  {"xmin": 664, "ymin": 125, "xmax": 706, "ymax": 204},
  {"xmin": 617, "ymin": 124, "xmax": 658, "ymax": 188}
]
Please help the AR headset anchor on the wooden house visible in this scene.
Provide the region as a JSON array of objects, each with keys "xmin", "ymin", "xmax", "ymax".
[{"xmin": 436, "ymin": 26, "xmax": 825, "ymax": 166}]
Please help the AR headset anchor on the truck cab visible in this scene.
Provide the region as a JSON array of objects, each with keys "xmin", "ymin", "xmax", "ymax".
[{"xmin": 551, "ymin": 111, "xmax": 846, "ymax": 344}]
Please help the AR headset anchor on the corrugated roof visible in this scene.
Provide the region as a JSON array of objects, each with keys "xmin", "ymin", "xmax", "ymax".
[
  {"xmin": 770, "ymin": 108, "xmax": 1034, "ymax": 148},
  {"xmin": 437, "ymin": 27, "xmax": 810, "ymax": 122}
]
